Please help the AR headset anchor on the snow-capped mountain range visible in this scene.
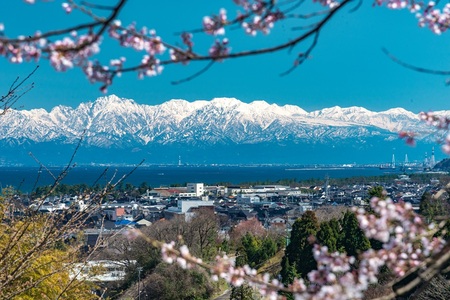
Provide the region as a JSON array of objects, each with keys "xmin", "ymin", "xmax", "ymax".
[{"xmin": 0, "ymin": 95, "xmax": 439, "ymax": 165}]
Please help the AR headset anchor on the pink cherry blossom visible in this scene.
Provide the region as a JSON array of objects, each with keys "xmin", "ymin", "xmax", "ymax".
[
  {"xmin": 209, "ymin": 38, "xmax": 230, "ymax": 61},
  {"xmin": 203, "ymin": 9, "xmax": 227, "ymax": 35},
  {"xmin": 62, "ymin": 3, "xmax": 72, "ymax": 14}
]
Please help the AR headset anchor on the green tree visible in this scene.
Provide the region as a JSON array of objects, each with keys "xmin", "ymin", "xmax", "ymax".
[
  {"xmin": 420, "ymin": 192, "xmax": 450, "ymax": 223},
  {"xmin": 340, "ymin": 211, "xmax": 370, "ymax": 257},
  {"xmin": 260, "ymin": 237, "xmax": 277, "ymax": 263},
  {"xmin": 138, "ymin": 181, "xmax": 151, "ymax": 195},
  {"xmin": 235, "ymin": 233, "xmax": 278, "ymax": 268},
  {"xmin": 230, "ymin": 283, "xmax": 261, "ymax": 300},
  {"xmin": 283, "ymin": 211, "xmax": 319, "ymax": 279},
  {"xmin": 141, "ymin": 263, "xmax": 215, "ymax": 300},
  {"xmin": 317, "ymin": 221, "xmax": 338, "ymax": 252},
  {"xmin": 419, "ymin": 192, "xmax": 450, "ymax": 240},
  {"xmin": 240, "ymin": 233, "xmax": 260, "ymax": 268},
  {"xmin": 367, "ymin": 186, "xmax": 386, "ymax": 200},
  {"xmin": 280, "ymin": 257, "xmax": 299, "ymax": 286}
]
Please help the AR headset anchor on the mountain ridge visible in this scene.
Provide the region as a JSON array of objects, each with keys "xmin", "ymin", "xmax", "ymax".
[{"xmin": 0, "ymin": 95, "xmax": 439, "ymax": 165}]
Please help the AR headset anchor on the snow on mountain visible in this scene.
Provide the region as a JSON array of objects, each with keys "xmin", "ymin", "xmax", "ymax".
[
  {"xmin": 308, "ymin": 105, "xmax": 421, "ymax": 132},
  {"xmin": 0, "ymin": 95, "xmax": 432, "ymax": 148}
]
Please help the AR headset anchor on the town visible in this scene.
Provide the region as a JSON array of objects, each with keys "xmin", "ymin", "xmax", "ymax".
[
  {"xmin": 25, "ymin": 173, "xmax": 442, "ymax": 226},
  {"xmin": 4, "ymin": 171, "xmax": 445, "ymax": 287}
]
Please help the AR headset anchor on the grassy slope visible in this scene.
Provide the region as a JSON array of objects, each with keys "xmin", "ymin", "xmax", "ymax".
[{"xmin": 257, "ymin": 249, "xmax": 284, "ymax": 277}]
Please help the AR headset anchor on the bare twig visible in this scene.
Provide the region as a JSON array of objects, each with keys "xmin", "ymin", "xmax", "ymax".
[
  {"xmin": 0, "ymin": 65, "xmax": 38, "ymax": 114},
  {"xmin": 171, "ymin": 61, "xmax": 215, "ymax": 85},
  {"xmin": 383, "ymin": 48, "xmax": 450, "ymax": 76},
  {"xmin": 92, "ymin": 167, "xmax": 109, "ymax": 187},
  {"xmin": 280, "ymin": 31, "xmax": 319, "ymax": 76},
  {"xmin": 28, "ymin": 152, "xmax": 57, "ymax": 181}
]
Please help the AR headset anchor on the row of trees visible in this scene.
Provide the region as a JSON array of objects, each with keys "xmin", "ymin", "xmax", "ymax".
[
  {"xmin": 32, "ymin": 181, "xmax": 152, "ymax": 198},
  {"xmin": 281, "ymin": 210, "xmax": 371, "ymax": 285}
]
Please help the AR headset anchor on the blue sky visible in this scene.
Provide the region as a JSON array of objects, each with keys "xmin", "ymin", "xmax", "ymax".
[{"xmin": 1, "ymin": 0, "xmax": 450, "ymax": 113}]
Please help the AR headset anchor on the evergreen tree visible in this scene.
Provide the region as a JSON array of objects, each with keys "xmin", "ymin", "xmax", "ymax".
[
  {"xmin": 260, "ymin": 237, "xmax": 277, "ymax": 263},
  {"xmin": 317, "ymin": 221, "xmax": 338, "ymax": 252},
  {"xmin": 279, "ymin": 257, "xmax": 298, "ymax": 300},
  {"xmin": 419, "ymin": 192, "xmax": 450, "ymax": 240},
  {"xmin": 283, "ymin": 211, "xmax": 319, "ymax": 279},
  {"xmin": 236, "ymin": 233, "xmax": 278, "ymax": 268},
  {"xmin": 420, "ymin": 192, "xmax": 450, "ymax": 223},
  {"xmin": 328, "ymin": 218, "xmax": 343, "ymax": 251},
  {"xmin": 230, "ymin": 283, "xmax": 260, "ymax": 300},
  {"xmin": 280, "ymin": 257, "xmax": 299, "ymax": 286},
  {"xmin": 340, "ymin": 211, "xmax": 370, "ymax": 257},
  {"xmin": 238, "ymin": 233, "xmax": 260, "ymax": 268},
  {"xmin": 367, "ymin": 186, "xmax": 385, "ymax": 199}
]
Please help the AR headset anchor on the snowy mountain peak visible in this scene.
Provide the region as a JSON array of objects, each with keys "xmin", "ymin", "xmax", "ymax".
[
  {"xmin": 0, "ymin": 95, "xmax": 436, "ymax": 151},
  {"xmin": 93, "ymin": 94, "xmax": 137, "ymax": 107},
  {"xmin": 209, "ymin": 97, "xmax": 242, "ymax": 107},
  {"xmin": 249, "ymin": 100, "xmax": 271, "ymax": 108},
  {"xmin": 0, "ymin": 95, "xmax": 441, "ymax": 165},
  {"xmin": 280, "ymin": 104, "xmax": 307, "ymax": 115},
  {"xmin": 381, "ymin": 107, "xmax": 418, "ymax": 118}
]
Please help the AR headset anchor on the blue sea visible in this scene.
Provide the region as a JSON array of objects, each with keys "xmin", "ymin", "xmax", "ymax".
[{"xmin": 0, "ymin": 165, "xmax": 396, "ymax": 192}]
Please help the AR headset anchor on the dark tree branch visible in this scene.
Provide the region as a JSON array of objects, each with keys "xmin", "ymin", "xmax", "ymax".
[
  {"xmin": 119, "ymin": 0, "xmax": 351, "ymax": 75},
  {"xmin": 28, "ymin": 152, "xmax": 57, "ymax": 181},
  {"xmin": 280, "ymin": 31, "xmax": 319, "ymax": 76},
  {"xmin": 92, "ymin": 167, "xmax": 109, "ymax": 186},
  {"xmin": 59, "ymin": 0, "xmax": 128, "ymax": 53},
  {"xmin": 79, "ymin": 1, "xmax": 117, "ymax": 11},
  {"xmin": 171, "ymin": 61, "xmax": 215, "ymax": 85},
  {"xmin": 31, "ymin": 166, "xmax": 43, "ymax": 192},
  {"xmin": 0, "ymin": 65, "xmax": 38, "ymax": 115},
  {"xmin": 0, "ymin": 0, "xmax": 127, "ymax": 54},
  {"xmin": 383, "ymin": 47, "xmax": 450, "ymax": 76}
]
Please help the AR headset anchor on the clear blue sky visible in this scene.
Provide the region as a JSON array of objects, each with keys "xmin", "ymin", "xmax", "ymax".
[{"xmin": 1, "ymin": 0, "xmax": 450, "ymax": 113}]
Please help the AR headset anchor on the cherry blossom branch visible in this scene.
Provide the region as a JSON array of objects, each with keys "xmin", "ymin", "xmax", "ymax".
[
  {"xmin": 174, "ymin": 1, "xmax": 350, "ymax": 61},
  {"xmin": 0, "ymin": 0, "xmax": 352, "ymax": 92},
  {"xmin": 61, "ymin": 0, "xmax": 127, "ymax": 53},
  {"xmin": 373, "ymin": 242, "xmax": 450, "ymax": 300},
  {"xmin": 122, "ymin": 228, "xmax": 287, "ymax": 298},
  {"xmin": 3, "ymin": 0, "xmax": 449, "ymax": 99},
  {"xmin": 113, "ymin": 0, "xmax": 351, "ymax": 85}
]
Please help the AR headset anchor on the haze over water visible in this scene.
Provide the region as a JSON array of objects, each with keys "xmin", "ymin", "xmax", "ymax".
[{"xmin": 0, "ymin": 165, "xmax": 394, "ymax": 192}]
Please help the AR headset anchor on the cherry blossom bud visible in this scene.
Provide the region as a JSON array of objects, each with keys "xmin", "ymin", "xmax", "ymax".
[{"xmin": 62, "ymin": 3, "xmax": 72, "ymax": 14}]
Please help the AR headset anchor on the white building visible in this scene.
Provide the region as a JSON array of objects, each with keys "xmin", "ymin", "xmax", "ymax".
[
  {"xmin": 237, "ymin": 194, "xmax": 261, "ymax": 204},
  {"xmin": 298, "ymin": 202, "xmax": 314, "ymax": 213},
  {"xmin": 70, "ymin": 260, "xmax": 135, "ymax": 282},
  {"xmin": 187, "ymin": 183, "xmax": 204, "ymax": 196},
  {"xmin": 165, "ymin": 199, "xmax": 214, "ymax": 220}
]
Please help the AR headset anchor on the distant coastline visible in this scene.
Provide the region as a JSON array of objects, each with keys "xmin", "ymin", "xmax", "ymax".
[{"xmin": 0, "ymin": 165, "xmax": 405, "ymax": 193}]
